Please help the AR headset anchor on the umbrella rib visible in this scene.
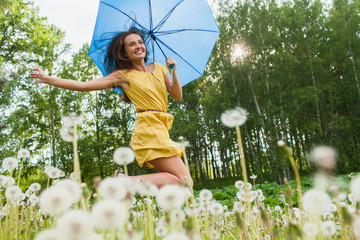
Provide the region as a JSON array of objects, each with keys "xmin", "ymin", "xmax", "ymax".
[
  {"xmin": 155, "ymin": 38, "xmax": 202, "ymax": 76},
  {"xmin": 156, "ymin": 29, "xmax": 220, "ymax": 35},
  {"xmin": 148, "ymin": 0, "xmax": 153, "ymax": 31},
  {"xmin": 153, "ymin": 0, "xmax": 184, "ymax": 32},
  {"xmin": 100, "ymin": 1, "xmax": 148, "ymax": 32}
]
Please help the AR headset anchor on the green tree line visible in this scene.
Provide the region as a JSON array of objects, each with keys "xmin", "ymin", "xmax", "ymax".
[{"xmin": 1, "ymin": 0, "xmax": 359, "ymax": 187}]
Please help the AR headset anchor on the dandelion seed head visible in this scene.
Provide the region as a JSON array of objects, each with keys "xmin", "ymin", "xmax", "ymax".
[
  {"xmin": 39, "ymin": 186, "xmax": 73, "ymax": 215},
  {"xmin": 321, "ymin": 221, "xmax": 337, "ymax": 236},
  {"xmin": 233, "ymin": 201, "xmax": 245, "ymax": 213},
  {"xmin": 91, "ymin": 199, "xmax": 127, "ymax": 230},
  {"xmin": 277, "ymin": 140, "xmax": 285, "ymax": 147},
  {"xmin": 56, "ymin": 210, "xmax": 93, "ymax": 239},
  {"xmin": 250, "ymin": 174, "xmax": 257, "ymax": 179},
  {"xmin": 156, "ymin": 185, "xmax": 186, "ymax": 211},
  {"xmin": 209, "ymin": 202, "xmax": 224, "ymax": 215},
  {"xmin": 2, "ymin": 157, "xmax": 18, "ymax": 171},
  {"xmin": 236, "ymin": 190, "xmax": 246, "ymax": 202},
  {"xmin": 17, "ymin": 149, "xmax": 30, "ymax": 159},
  {"xmin": 34, "ymin": 229, "xmax": 66, "ymax": 240},
  {"xmin": 351, "ymin": 175, "xmax": 360, "ymax": 201},
  {"xmin": 199, "ymin": 189, "xmax": 212, "ymax": 201},
  {"xmin": 264, "ymin": 235, "xmax": 271, "ymax": 240},
  {"xmin": 309, "ymin": 146, "xmax": 337, "ymax": 171},
  {"xmin": 176, "ymin": 136, "xmax": 190, "ymax": 148},
  {"xmin": 5, "ymin": 186, "xmax": 22, "ymax": 202},
  {"xmin": 220, "ymin": 107, "xmax": 247, "ymax": 127},
  {"xmin": 44, "ymin": 166, "xmax": 64, "ymax": 179},
  {"xmin": 98, "ymin": 177, "xmax": 127, "ymax": 200},
  {"xmin": 353, "ymin": 217, "xmax": 360, "ymax": 237},
  {"xmin": 303, "ymin": 222, "xmax": 318, "ymax": 237},
  {"xmin": 303, "ymin": 189, "xmax": 332, "ymax": 216},
  {"xmin": 155, "ymin": 225, "xmax": 167, "ymax": 237},
  {"xmin": 163, "ymin": 232, "xmax": 190, "ymax": 240},
  {"xmin": 29, "ymin": 183, "xmax": 41, "ymax": 192},
  {"xmin": 61, "ymin": 113, "xmax": 83, "ymax": 127},
  {"xmin": 60, "ymin": 126, "xmax": 78, "ymax": 142},
  {"xmin": 113, "ymin": 147, "xmax": 135, "ymax": 165},
  {"xmin": 55, "ymin": 179, "xmax": 82, "ymax": 203},
  {"xmin": 235, "ymin": 180, "xmax": 244, "ymax": 189},
  {"xmin": 0, "ymin": 176, "xmax": 15, "ymax": 188}
]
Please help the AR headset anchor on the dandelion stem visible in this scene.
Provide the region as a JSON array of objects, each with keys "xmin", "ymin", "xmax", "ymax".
[
  {"xmin": 72, "ymin": 124, "xmax": 81, "ymax": 184},
  {"xmin": 16, "ymin": 158, "xmax": 25, "ymax": 186},
  {"xmin": 123, "ymin": 164, "xmax": 128, "ymax": 176}
]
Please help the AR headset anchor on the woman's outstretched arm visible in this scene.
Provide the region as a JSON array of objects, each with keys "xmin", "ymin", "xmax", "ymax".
[
  {"xmin": 164, "ymin": 57, "xmax": 182, "ymax": 101},
  {"xmin": 30, "ymin": 66, "xmax": 128, "ymax": 92}
]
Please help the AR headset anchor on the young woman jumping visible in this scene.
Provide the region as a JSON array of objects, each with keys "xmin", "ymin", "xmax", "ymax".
[{"xmin": 30, "ymin": 28, "xmax": 193, "ymax": 188}]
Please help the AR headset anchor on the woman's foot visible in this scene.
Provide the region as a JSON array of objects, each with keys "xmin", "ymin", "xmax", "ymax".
[{"xmin": 114, "ymin": 170, "xmax": 125, "ymax": 177}]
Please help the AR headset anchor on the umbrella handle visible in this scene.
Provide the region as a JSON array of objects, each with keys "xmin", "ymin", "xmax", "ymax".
[{"xmin": 168, "ymin": 64, "xmax": 174, "ymax": 86}]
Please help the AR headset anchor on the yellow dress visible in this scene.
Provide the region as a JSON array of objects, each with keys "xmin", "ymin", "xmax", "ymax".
[{"xmin": 120, "ymin": 63, "xmax": 182, "ymax": 168}]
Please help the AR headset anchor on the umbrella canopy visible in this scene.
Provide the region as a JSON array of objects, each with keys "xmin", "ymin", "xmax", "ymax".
[{"xmin": 89, "ymin": 0, "xmax": 220, "ymax": 93}]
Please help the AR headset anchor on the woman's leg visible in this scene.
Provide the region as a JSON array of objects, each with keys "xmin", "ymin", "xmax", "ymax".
[{"xmin": 124, "ymin": 155, "xmax": 193, "ymax": 188}]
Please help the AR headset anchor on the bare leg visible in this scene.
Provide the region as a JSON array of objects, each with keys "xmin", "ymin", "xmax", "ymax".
[{"xmin": 121, "ymin": 155, "xmax": 193, "ymax": 188}]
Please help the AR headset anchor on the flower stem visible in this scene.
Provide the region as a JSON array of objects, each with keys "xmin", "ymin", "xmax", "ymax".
[
  {"xmin": 72, "ymin": 124, "xmax": 81, "ymax": 184},
  {"xmin": 16, "ymin": 158, "xmax": 25, "ymax": 186}
]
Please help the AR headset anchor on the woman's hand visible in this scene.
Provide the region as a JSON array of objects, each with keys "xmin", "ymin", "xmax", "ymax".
[
  {"xmin": 166, "ymin": 57, "xmax": 177, "ymax": 73},
  {"xmin": 30, "ymin": 66, "xmax": 48, "ymax": 83}
]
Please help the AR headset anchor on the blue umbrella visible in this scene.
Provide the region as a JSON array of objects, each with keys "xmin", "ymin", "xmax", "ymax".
[{"xmin": 89, "ymin": 0, "xmax": 220, "ymax": 93}]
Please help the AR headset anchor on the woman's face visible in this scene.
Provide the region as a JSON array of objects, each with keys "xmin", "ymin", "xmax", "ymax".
[{"xmin": 124, "ymin": 33, "xmax": 146, "ymax": 62}]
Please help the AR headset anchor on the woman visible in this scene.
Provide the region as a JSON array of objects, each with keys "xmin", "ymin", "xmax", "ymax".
[{"xmin": 30, "ymin": 28, "xmax": 193, "ymax": 188}]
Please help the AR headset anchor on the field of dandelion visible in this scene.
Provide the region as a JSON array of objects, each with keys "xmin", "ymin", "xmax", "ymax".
[{"xmin": 1, "ymin": 111, "xmax": 360, "ymax": 240}]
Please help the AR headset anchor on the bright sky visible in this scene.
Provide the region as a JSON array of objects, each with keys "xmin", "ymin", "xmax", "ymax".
[
  {"xmin": 31, "ymin": 0, "xmax": 99, "ymax": 52},
  {"xmin": 31, "ymin": 0, "xmax": 219, "ymax": 53}
]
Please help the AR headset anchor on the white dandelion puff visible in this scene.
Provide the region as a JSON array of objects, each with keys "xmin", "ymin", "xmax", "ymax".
[
  {"xmin": 176, "ymin": 137, "xmax": 190, "ymax": 148},
  {"xmin": 113, "ymin": 147, "xmax": 135, "ymax": 165},
  {"xmin": 303, "ymin": 189, "xmax": 332, "ymax": 216},
  {"xmin": 29, "ymin": 183, "xmax": 41, "ymax": 192},
  {"xmin": 5, "ymin": 186, "xmax": 22, "ymax": 202},
  {"xmin": 351, "ymin": 175, "xmax": 360, "ymax": 201},
  {"xmin": 155, "ymin": 225, "xmax": 167, "ymax": 237},
  {"xmin": 61, "ymin": 113, "xmax": 83, "ymax": 127},
  {"xmin": 2, "ymin": 157, "xmax": 18, "ymax": 171},
  {"xmin": 163, "ymin": 232, "xmax": 190, "ymax": 240},
  {"xmin": 353, "ymin": 216, "xmax": 360, "ymax": 237},
  {"xmin": 56, "ymin": 210, "xmax": 93, "ymax": 240},
  {"xmin": 44, "ymin": 166, "xmax": 63, "ymax": 179},
  {"xmin": 235, "ymin": 180, "xmax": 244, "ymax": 189},
  {"xmin": 91, "ymin": 199, "xmax": 127, "ymax": 230},
  {"xmin": 221, "ymin": 107, "xmax": 247, "ymax": 127},
  {"xmin": 303, "ymin": 222, "xmax": 318, "ymax": 237},
  {"xmin": 321, "ymin": 221, "xmax": 336, "ymax": 236},
  {"xmin": 39, "ymin": 186, "xmax": 73, "ymax": 215},
  {"xmin": 250, "ymin": 174, "xmax": 257, "ymax": 179},
  {"xmin": 34, "ymin": 229, "xmax": 66, "ymax": 240},
  {"xmin": 209, "ymin": 202, "xmax": 224, "ymax": 215},
  {"xmin": 309, "ymin": 146, "xmax": 337, "ymax": 170},
  {"xmin": 0, "ymin": 176, "xmax": 15, "ymax": 188},
  {"xmin": 199, "ymin": 189, "xmax": 212, "ymax": 201},
  {"xmin": 277, "ymin": 140, "xmax": 286, "ymax": 147},
  {"xmin": 98, "ymin": 177, "xmax": 127, "ymax": 200},
  {"xmin": 60, "ymin": 127, "xmax": 78, "ymax": 142},
  {"xmin": 156, "ymin": 185, "xmax": 186, "ymax": 211},
  {"xmin": 17, "ymin": 149, "xmax": 30, "ymax": 158},
  {"xmin": 55, "ymin": 179, "xmax": 82, "ymax": 203}
]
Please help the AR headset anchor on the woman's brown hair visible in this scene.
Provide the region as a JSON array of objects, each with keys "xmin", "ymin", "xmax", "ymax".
[{"xmin": 104, "ymin": 28, "xmax": 149, "ymax": 103}]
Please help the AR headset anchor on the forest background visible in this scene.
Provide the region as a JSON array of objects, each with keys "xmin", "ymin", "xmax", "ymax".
[{"xmin": 1, "ymin": 0, "xmax": 359, "ymax": 190}]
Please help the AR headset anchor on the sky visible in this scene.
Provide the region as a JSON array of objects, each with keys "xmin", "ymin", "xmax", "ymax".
[
  {"xmin": 31, "ymin": 0, "xmax": 219, "ymax": 53},
  {"xmin": 31, "ymin": 0, "xmax": 100, "ymax": 52}
]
